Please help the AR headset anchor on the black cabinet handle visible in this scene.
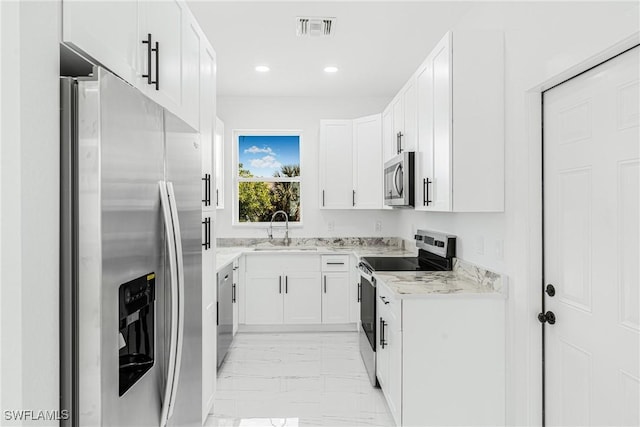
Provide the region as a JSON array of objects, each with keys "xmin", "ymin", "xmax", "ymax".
[
  {"xmin": 279, "ymin": 276, "xmax": 282, "ymax": 294},
  {"xmin": 396, "ymin": 132, "xmax": 403, "ymax": 154},
  {"xmin": 285, "ymin": 276, "xmax": 288, "ymax": 294},
  {"xmin": 232, "ymin": 283, "xmax": 236, "ymax": 303},
  {"xmin": 201, "ymin": 217, "xmax": 211, "ymax": 250},
  {"xmin": 357, "ymin": 282, "xmax": 361, "ymax": 302},
  {"xmin": 141, "ymin": 33, "xmax": 153, "ymax": 85},
  {"xmin": 538, "ymin": 311, "xmax": 556, "ymax": 325},
  {"xmin": 380, "ymin": 318, "xmax": 387, "ymax": 348},
  {"xmin": 216, "ymin": 189, "xmax": 219, "ymax": 206},
  {"xmin": 326, "ymin": 262, "xmax": 344, "ymax": 265},
  {"xmin": 322, "ymin": 190, "xmax": 325, "ymax": 207},
  {"xmin": 323, "ymin": 275, "xmax": 327, "ymax": 293},
  {"xmin": 216, "ymin": 301, "xmax": 219, "ymax": 326},
  {"xmin": 545, "ymin": 284, "xmax": 556, "ymax": 297},
  {"xmin": 202, "ymin": 174, "xmax": 211, "ymax": 206},
  {"xmin": 352, "ymin": 190, "xmax": 356, "ymax": 207},
  {"xmin": 152, "ymin": 41, "xmax": 159, "ymax": 90},
  {"xmin": 424, "ymin": 177, "xmax": 432, "ymax": 206}
]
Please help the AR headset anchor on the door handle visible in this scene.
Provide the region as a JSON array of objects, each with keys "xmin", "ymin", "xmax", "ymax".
[
  {"xmin": 423, "ymin": 178, "xmax": 432, "ymax": 206},
  {"xmin": 279, "ymin": 276, "xmax": 282, "ymax": 294},
  {"xmin": 393, "ymin": 164, "xmax": 403, "ymax": 196},
  {"xmin": 322, "ymin": 190, "xmax": 325, "ymax": 207},
  {"xmin": 380, "ymin": 318, "xmax": 387, "ymax": 348},
  {"xmin": 324, "ymin": 275, "xmax": 327, "ymax": 293},
  {"xmin": 545, "ymin": 284, "xmax": 556, "ymax": 297},
  {"xmin": 285, "ymin": 276, "xmax": 288, "ymax": 294},
  {"xmin": 352, "ymin": 190, "xmax": 356, "ymax": 207},
  {"xmin": 202, "ymin": 174, "xmax": 211, "ymax": 206},
  {"xmin": 538, "ymin": 311, "xmax": 556, "ymax": 325},
  {"xmin": 357, "ymin": 282, "xmax": 361, "ymax": 302},
  {"xmin": 232, "ymin": 283, "xmax": 236, "ymax": 303}
]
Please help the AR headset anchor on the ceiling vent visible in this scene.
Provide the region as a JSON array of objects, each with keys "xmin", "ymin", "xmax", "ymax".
[{"xmin": 296, "ymin": 17, "xmax": 335, "ymax": 37}]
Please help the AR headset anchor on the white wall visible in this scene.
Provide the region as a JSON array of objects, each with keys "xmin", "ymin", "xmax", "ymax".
[
  {"xmin": 216, "ymin": 96, "xmax": 403, "ymax": 239},
  {"xmin": 0, "ymin": 1, "xmax": 60, "ymax": 424},
  {"xmin": 394, "ymin": 2, "xmax": 639, "ymax": 425}
]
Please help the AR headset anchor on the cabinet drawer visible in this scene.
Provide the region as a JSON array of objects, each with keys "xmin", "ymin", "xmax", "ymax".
[
  {"xmin": 377, "ymin": 280, "xmax": 401, "ymax": 320},
  {"xmin": 321, "ymin": 255, "xmax": 349, "ymax": 272},
  {"xmin": 245, "ymin": 254, "xmax": 320, "ymax": 273}
]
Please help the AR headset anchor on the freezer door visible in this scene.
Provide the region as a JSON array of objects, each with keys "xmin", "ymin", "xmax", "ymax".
[
  {"xmin": 76, "ymin": 68, "xmax": 166, "ymax": 427},
  {"xmin": 164, "ymin": 111, "xmax": 203, "ymax": 427}
]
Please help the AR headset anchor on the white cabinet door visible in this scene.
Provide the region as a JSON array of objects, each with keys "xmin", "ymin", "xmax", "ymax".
[
  {"xmin": 321, "ymin": 272, "xmax": 351, "ymax": 324},
  {"xmin": 214, "ymin": 117, "xmax": 225, "ymax": 209},
  {"xmin": 201, "ymin": 212, "xmax": 216, "ymax": 418},
  {"xmin": 391, "ymin": 96, "xmax": 403, "ymax": 156},
  {"xmin": 402, "ymin": 78, "xmax": 418, "ymax": 153},
  {"xmin": 349, "ymin": 255, "xmax": 360, "ymax": 324},
  {"xmin": 138, "ymin": 0, "xmax": 184, "ymax": 116},
  {"xmin": 200, "ymin": 44, "xmax": 216, "ymax": 213},
  {"xmin": 62, "ymin": 1, "xmax": 138, "ymax": 85},
  {"xmin": 244, "ymin": 273, "xmax": 283, "ymax": 324},
  {"xmin": 353, "ymin": 114, "xmax": 382, "ymax": 209},
  {"xmin": 283, "ymin": 272, "xmax": 322, "ymax": 324},
  {"xmin": 431, "ymin": 34, "xmax": 453, "ymax": 211},
  {"xmin": 319, "ymin": 120, "xmax": 353, "ymax": 209},
  {"xmin": 232, "ymin": 260, "xmax": 239, "ymax": 335},
  {"xmin": 386, "ymin": 307, "xmax": 402, "ymax": 426},
  {"xmin": 382, "ymin": 105, "xmax": 395, "ymax": 164},
  {"xmin": 181, "ymin": 16, "xmax": 201, "ymax": 130},
  {"xmin": 415, "ymin": 60, "xmax": 435, "ymax": 211}
]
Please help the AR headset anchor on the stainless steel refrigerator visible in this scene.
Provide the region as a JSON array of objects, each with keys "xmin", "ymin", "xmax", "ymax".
[{"xmin": 60, "ymin": 67, "xmax": 202, "ymax": 427}]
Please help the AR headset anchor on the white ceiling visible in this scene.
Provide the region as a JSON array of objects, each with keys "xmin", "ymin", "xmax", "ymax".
[{"xmin": 188, "ymin": 1, "xmax": 477, "ymax": 97}]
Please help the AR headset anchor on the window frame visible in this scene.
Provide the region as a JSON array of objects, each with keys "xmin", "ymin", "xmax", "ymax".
[{"xmin": 232, "ymin": 129, "xmax": 304, "ymax": 227}]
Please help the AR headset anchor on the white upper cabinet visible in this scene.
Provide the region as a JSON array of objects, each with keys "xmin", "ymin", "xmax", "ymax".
[
  {"xmin": 319, "ymin": 120, "xmax": 354, "ymax": 209},
  {"xmin": 382, "ymin": 105, "xmax": 395, "ymax": 163},
  {"xmin": 62, "ymin": 0, "xmax": 209, "ymax": 131},
  {"xmin": 353, "ymin": 114, "xmax": 383, "ymax": 209},
  {"xmin": 200, "ymin": 45, "xmax": 217, "ymax": 213},
  {"xmin": 402, "ymin": 78, "xmax": 418, "ymax": 153},
  {"xmin": 414, "ymin": 31, "xmax": 504, "ymax": 212},
  {"xmin": 320, "ymin": 116, "xmax": 384, "ymax": 210},
  {"xmin": 214, "ymin": 117, "xmax": 225, "ymax": 209},
  {"xmin": 62, "ymin": 1, "xmax": 139, "ymax": 84}
]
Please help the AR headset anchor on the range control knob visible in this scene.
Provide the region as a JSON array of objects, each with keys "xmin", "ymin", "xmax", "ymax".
[{"xmin": 538, "ymin": 311, "xmax": 556, "ymax": 325}]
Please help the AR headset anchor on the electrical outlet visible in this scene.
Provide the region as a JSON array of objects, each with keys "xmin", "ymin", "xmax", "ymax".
[
  {"xmin": 327, "ymin": 221, "xmax": 335, "ymax": 232},
  {"xmin": 375, "ymin": 220, "xmax": 382, "ymax": 232},
  {"xmin": 475, "ymin": 236, "xmax": 485, "ymax": 255}
]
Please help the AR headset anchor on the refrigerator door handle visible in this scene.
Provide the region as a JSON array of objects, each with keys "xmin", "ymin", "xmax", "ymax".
[
  {"xmin": 158, "ymin": 181, "xmax": 179, "ymax": 427},
  {"xmin": 166, "ymin": 182, "xmax": 185, "ymax": 421}
]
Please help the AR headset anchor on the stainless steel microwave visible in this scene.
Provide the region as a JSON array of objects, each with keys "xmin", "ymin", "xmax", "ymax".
[{"xmin": 384, "ymin": 152, "xmax": 414, "ymax": 207}]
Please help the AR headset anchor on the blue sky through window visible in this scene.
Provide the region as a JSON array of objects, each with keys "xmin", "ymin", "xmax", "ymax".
[{"xmin": 238, "ymin": 135, "xmax": 300, "ymax": 177}]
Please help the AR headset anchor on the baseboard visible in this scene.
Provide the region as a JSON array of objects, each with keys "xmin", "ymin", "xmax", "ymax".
[{"xmin": 238, "ymin": 323, "xmax": 359, "ymax": 333}]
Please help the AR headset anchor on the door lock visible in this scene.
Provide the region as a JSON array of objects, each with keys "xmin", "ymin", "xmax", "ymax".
[
  {"xmin": 545, "ymin": 284, "xmax": 556, "ymax": 297},
  {"xmin": 538, "ymin": 311, "xmax": 556, "ymax": 325}
]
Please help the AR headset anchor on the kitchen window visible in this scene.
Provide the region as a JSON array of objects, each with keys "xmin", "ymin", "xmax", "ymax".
[{"xmin": 234, "ymin": 131, "xmax": 302, "ymax": 225}]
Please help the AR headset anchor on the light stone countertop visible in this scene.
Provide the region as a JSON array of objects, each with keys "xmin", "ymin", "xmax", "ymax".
[
  {"xmin": 373, "ymin": 259, "xmax": 506, "ymax": 299},
  {"xmin": 214, "ymin": 238, "xmax": 417, "ymax": 272}
]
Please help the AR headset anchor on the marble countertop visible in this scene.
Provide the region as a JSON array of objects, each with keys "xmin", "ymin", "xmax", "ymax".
[
  {"xmin": 214, "ymin": 237, "xmax": 417, "ymax": 271},
  {"xmin": 374, "ymin": 259, "xmax": 506, "ymax": 299}
]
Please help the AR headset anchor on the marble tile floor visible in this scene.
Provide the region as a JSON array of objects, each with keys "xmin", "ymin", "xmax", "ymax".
[{"xmin": 204, "ymin": 332, "xmax": 395, "ymax": 427}]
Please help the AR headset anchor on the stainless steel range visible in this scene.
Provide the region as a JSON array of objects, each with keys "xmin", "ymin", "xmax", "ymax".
[{"xmin": 357, "ymin": 229, "xmax": 456, "ymax": 386}]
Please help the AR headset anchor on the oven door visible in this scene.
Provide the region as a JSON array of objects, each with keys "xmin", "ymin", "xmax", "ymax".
[{"xmin": 360, "ymin": 272, "xmax": 376, "ymax": 351}]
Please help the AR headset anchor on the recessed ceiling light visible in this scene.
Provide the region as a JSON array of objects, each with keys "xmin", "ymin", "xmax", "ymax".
[
  {"xmin": 324, "ymin": 66, "xmax": 338, "ymax": 73},
  {"xmin": 255, "ymin": 65, "xmax": 270, "ymax": 73}
]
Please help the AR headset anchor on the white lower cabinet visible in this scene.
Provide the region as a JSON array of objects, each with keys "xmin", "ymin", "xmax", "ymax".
[
  {"xmin": 242, "ymin": 254, "xmax": 357, "ymax": 326},
  {"xmin": 284, "ymin": 272, "xmax": 322, "ymax": 324},
  {"xmin": 243, "ymin": 254, "xmax": 322, "ymax": 325},
  {"xmin": 321, "ymin": 273, "xmax": 350, "ymax": 324},
  {"xmin": 244, "ymin": 272, "xmax": 284, "ymax": 324},
  {"xmin": 376, "ymin": 279, "xmax": 505, "ymax": 427}
]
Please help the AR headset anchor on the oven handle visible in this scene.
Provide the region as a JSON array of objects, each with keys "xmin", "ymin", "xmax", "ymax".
[{"xmin": 358, "ymin": 263, "xmax": 374, "ymax": 283}]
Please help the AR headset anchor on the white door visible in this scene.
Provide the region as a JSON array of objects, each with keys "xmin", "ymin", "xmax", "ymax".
[
  {"xmin": 283, "ymin": 272, "xmax": 321, "ymax": 324},
  {"xmin": 244, "ymin": 273, "xmax": 283, "ymax": 324},
  {"xmin": 353, "ymin": 114, "xmax": 383, "ymax": 209},
  {"xmin": 543, "ymin": 46, "xmax": 639, "ymax": 427},
  {"xmin": 319, "ymin": 120, "xmax": 353, "ymax": 209},
  {"xmin": 321, "ymin": 272, "xmax": 350, "ymax": 324}
]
